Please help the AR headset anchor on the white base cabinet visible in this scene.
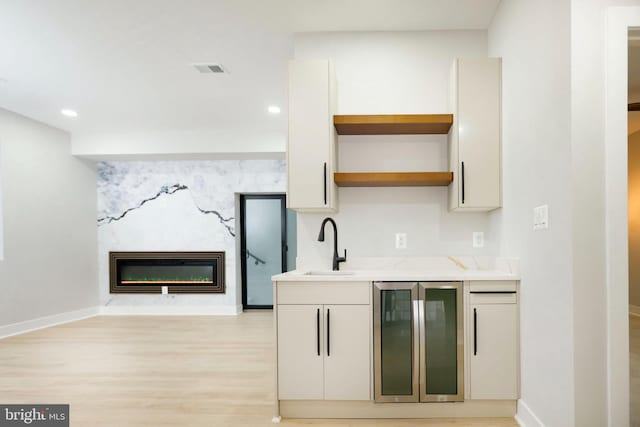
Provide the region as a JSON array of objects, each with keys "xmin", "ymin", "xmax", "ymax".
[
  {"xmin": 277, "ymin": 305, "xmax": 325, "ymax": 400},
  {"xmin": 275, "ymin": 282, "xmax": 371, "ymax": 401},
  {"xmin": 467, "ymin": 283, "xmax": 519, "ymax": 400}
]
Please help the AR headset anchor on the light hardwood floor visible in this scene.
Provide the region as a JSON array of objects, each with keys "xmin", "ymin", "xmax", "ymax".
[{"xmin": 0, "ymin": 312, "xmax": 517, "ymax": 426}]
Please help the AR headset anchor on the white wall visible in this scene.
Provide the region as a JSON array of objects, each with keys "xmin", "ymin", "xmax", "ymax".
[
  {"xmin": 567, "ymin": 3, "xmax": 640, "ymax": 426},
  {"xmin": 97, "ymin": 160, "xmax": 286, "ymax": 313},
  {"xmin": 488, "ymin": 2, "xmax": 575, "ymax": 426},
  {"xmin": 72, "ymin": 129, "xmax": 286, "ymax": 161},
  {"xmin": 293, "ymin": 31, "xmax": 495, "ymax": 270},
  {"xmin": 0, "ymin": 108, "xmax": 98, "ymax": 326}
]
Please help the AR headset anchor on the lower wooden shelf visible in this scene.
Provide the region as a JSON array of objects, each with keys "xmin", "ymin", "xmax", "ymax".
[{"xmin": 334, "ymin": 172, "xmax": 453, "ymax": 187}]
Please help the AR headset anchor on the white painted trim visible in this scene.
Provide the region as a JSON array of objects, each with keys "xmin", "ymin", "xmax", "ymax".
[
  {"xmin": 99, "ymin": 305, "xmax": 243, "ymax": 316},
  {"xmin": 629, "ymin": 305, "xmax": 640, "ymax": 317},
  {"xmin": 515, "ymin": 399, "xmax": 544, "ymax": 427},
  {"xmin": 605, "ymin": 7, "xmax": 640, "ymax": 427},
  {"xmin": 0, "ymin": 306, "xmax": 100, "ymax": 339}
]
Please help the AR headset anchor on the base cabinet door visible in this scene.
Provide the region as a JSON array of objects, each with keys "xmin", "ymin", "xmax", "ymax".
[
  {"xmin": 323, "ymin": 305, "xmax": 371, "ymax": 400},
  {"xmin": 469, "ymin": 302, "xmax": 518, "ymax": 399},
  {"xmin": 277, "ymin": 305, "xmax": 324, "ymax": 399}
]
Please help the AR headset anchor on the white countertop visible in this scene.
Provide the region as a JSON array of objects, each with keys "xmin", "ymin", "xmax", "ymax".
[
  {"xmin": 272, "ymin": 256, "xmax": 520, "ymax": 282},
  {"xmin": 272, "ymin": 269, "xmax": 519, "ymax": 282}
]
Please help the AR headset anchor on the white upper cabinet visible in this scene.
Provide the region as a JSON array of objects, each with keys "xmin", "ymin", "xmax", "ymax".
[
  {"xmin": 449, "ymin": 58, "xmax": 502, "ymax": 211},
  {"xmin": 287, "ymin": 60, "xmax": 338, "ymax": 212}
]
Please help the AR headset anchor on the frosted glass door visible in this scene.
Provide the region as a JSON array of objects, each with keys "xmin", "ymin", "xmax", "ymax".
[
  {"xmin": 242, "ymin": 195, "xmax": 288, "ymax": 308},
  {"xmin": 419, "ymin": 282, "xmax": 463, "ymax": 402},
  {"xmin": 373, "ymin": 282, "xmax": 419, "ymax": 402}
]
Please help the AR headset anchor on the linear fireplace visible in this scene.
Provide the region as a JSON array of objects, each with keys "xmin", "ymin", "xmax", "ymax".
[{"xmin": 109, "ymin": 252, "xmax": 225, "ymax": 294}]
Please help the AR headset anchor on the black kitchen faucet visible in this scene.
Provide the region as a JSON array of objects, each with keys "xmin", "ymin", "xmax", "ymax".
[{"xmin": 317, "ymin": 217, "xmax": 347, "ymax": 271}]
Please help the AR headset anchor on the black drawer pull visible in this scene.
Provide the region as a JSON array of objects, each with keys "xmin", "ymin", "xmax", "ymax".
[{"xmin": 470, "ymin": 291, "xmax": 517, "ymax": 294}]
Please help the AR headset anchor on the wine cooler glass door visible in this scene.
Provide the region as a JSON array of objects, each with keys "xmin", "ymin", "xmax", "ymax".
[
  {"xmin": 419, "ymin": 282, "xmax": 464, "ymax": 402},
  {"xmin": 373, "ymin": 282, "xmax": 419, "ymax": 403}
]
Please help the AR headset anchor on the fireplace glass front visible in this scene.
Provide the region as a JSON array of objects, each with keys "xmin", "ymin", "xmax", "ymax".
[{"xmin": 109, "ymin": 252, "xmax": 225, "ymax": 294}]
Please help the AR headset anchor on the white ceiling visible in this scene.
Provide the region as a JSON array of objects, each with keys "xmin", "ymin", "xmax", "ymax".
[{"xmin": 0, "ymin": 0, "xmax": 501, "ymax": 147}]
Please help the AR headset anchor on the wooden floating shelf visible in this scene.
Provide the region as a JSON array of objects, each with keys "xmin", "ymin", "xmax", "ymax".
[
  {"xmin": 334, "ymin": 172, "xmax": 453, "ymax": 187},
  {"xmin": 333, "ymin": 114, "xmax": 453, "ymax": 135}
]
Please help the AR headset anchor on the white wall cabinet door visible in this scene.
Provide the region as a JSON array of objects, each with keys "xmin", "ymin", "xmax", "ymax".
[
  {"xmin": 449, "ymin": 58, "xmax": 502, "ymax": 211},
  {"xmin": 277, "ymin": 305, "xmax": 324, "ymax": 400},
  {"xmin": 323, "ymin": 305, "xmax": 371, "ymax": 400},
  {"xmin": 287, "ymin": 59, "xmax": 337, "ymax": 212},
  {"xmin": 468, "ymin": 302, "xmax": 518, "ymax": 399}
]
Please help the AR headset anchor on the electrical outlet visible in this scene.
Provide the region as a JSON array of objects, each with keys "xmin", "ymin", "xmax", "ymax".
[
  {"xmin": 162, "ymin": 286, "xmax": 169, "ymax": 295},
  {"xmin": 395, "ymin": 233, "xmax": 407, "ymax": 249},
  {"xmin": 473, "ymin": 232, "xmax": 484, "ymax": 248},
  {"xmin": 533, "ymin": 205, "xmax": 549, "ymax": 230}
]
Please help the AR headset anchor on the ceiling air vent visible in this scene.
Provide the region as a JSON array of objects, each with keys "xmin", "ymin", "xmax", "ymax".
[{"xmin": 193, "ymin": 64, "xmax": 226, "ymax": 74}]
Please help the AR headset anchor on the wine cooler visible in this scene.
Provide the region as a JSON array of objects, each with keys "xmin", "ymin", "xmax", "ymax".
[{"xmin": 373, "ymin": 281, "xmax": 463, "ymax": 403}]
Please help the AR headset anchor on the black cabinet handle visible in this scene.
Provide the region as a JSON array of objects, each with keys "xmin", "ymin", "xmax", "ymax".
[
  {"xmin": 461, "ymin": 161, "xmax": 466, "ymax": 204},
  {"xmin": 316, "ymin": 308, "xmax": 320, "ymax": 356},
  {"xmin": 470, "ymin": 291, "xmax": 516, "ymax": 294},
  {"xmin": 327, "ymin": 308, "xmax": 331, "ymax": 357},
  {"xmin": 473, "ymin": 307, "xmax": 477, "ymax": 356},
  {"xmin": 323, "ymin": 162, "xmax": 327, "ymax": 205}
]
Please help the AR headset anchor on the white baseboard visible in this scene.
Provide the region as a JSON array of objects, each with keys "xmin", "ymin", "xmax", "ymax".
[
  {"xmin": 100, "ymin": 304, "xmax": 243, "ymax": 316},
  {"xmin": 0, "ymin": 306, "xmax": 100, "ymax": 340},
  {"xmin": 515, "ymin": 399, "xmax": 544, "ymax": 427},
  {"xmin": 629, "ymin": 304, "xmax": 640, "ymax": 317},
  {"xmin": 0, "ymin": 304, "xmax": 245, "ymax": 338}
]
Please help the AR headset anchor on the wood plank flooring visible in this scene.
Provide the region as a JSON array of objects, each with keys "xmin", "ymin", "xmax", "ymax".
[{"xmin": 0, "ymin": 312, "xmax": 517, "ymax": 426}]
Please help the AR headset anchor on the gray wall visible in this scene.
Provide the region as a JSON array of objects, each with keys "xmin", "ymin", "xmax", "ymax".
[{"xmin": 0, "ymin": 108, "xmax": 98, "ymax": 326}]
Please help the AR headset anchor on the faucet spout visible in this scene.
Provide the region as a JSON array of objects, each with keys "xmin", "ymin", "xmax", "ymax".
[{"xmin": 318, "ymin": 217, "xmax": 347, "ymax": 271}]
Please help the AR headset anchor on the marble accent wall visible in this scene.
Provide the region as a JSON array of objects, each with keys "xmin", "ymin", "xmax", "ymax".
[{"xmin": 97, "ymin": 160, "xmax": 286, "ymax": 313}]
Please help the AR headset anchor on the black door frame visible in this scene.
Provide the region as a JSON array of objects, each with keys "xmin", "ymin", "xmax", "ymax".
[{"xmin": 240, "ymin": 194, "xmax": 287, "ymax": 309}]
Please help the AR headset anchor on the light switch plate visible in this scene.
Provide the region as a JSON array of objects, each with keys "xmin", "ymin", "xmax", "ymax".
[
  {"xmin": 162, "ymin": 286, "xmax": 169, "ymax": 295},
  {"xmin": 395, "ymin": 233, "xmax": 407, "ymax": 249},
  {"xmin": 533, "ymin": 205, "xmax": 549, "ymax": 230},
  {"xmin": 473, "ymin": 232, "xmax": 485, "ymax": 248}
]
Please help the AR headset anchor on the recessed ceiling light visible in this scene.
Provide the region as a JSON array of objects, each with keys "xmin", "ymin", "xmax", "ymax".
[
  {"xmin": 61, "ymin": 109, "xmax": 78, "ymax": 117},
  {"xmin": 268, "ymin": 105, "xmax": 281, "ymax": 114}
]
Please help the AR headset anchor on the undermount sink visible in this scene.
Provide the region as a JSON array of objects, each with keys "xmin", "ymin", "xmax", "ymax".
[{"xmin": 304, "ymin": 270, "xmax": 356, "ymax": 276}]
